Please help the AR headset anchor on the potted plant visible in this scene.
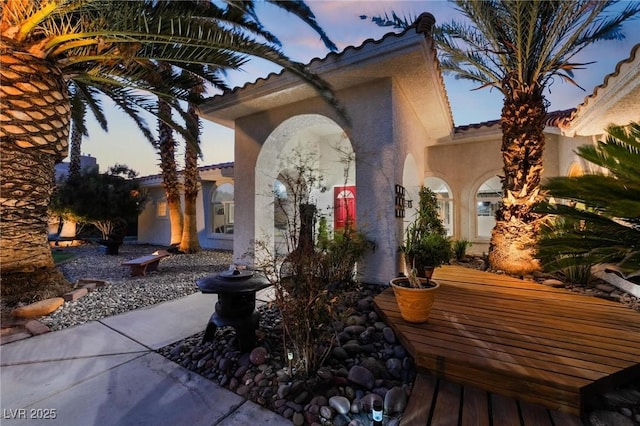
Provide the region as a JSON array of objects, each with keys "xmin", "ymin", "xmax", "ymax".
[{"xmin": 391, "ymin": 186, "xmax": 451, "ymax": 322}]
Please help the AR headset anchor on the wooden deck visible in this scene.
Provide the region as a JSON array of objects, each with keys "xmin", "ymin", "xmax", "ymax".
[
  {"xmin": 374, "ymin": 265, "xmax": 640, "ymax": 420},
  {"xmin": 401, "ymin": 373, "xmax": 583, "ymax": 426}
]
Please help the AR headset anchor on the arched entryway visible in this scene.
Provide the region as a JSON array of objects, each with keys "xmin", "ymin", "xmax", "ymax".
[{"xmin": 254, "ymin": 114, "xmax": 355, "ymax": 260}]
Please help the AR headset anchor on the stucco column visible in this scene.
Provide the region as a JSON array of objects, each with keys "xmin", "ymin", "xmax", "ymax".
[
  {"xmin": 233, "ymin": 127, "xmax": 260, "ymax": 266},
  {"xmin": 349, "ymin": 81, "xmax": 402, "ymax": 284}
]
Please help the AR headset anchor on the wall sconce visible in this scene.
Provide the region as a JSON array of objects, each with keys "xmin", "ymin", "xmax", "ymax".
[{"xmin": 395, "ymin": 184, "xmax": 411, "ymax": 218}]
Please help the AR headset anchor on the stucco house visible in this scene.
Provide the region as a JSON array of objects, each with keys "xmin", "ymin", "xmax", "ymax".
[
  {"xmin": 137, "ymin": 162, "xmax": 234, "ymax": 250},
  {"xmin": 137, "ymin": 14, "xmax": 639, "ymax": 285}
]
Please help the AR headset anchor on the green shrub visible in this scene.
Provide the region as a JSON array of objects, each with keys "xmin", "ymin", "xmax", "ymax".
[
  {"xmin": 401, "ymin": 186, "xmax": 451, "ymax": 279},
  {"xmin": 562, "ymin": 263, "xmax": 594, "ymax": 286},
  {"xmin": 320, "ymin": 228, "xmax": 374, "ymax": 287},
  {"xmin": 537, "ymin": 123, "xmax": 640, "ymax": 276},
  {"xmin": 453, "ymin": 239, "xmax": 472, "ymax": 260}
]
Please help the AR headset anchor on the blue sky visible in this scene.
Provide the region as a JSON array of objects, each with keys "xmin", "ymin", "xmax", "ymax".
[{"xmin": 79, "ymin": 1, "xmax": 640, "ymax": 177}]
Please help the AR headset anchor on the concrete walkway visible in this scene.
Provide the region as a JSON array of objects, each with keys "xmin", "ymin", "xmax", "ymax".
[{"xmin": 0, "ymin": 290, "xmax": 292, "ymax": 426}]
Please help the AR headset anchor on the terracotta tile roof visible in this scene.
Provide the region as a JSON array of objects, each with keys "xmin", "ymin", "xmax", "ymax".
[
  {"xmin": 564, "ymin": 43, "xmax": 640, "ymax": 127},
  {"xmin": 207, "ymin": 15, "xmax": 453, "ymax": 122},
  {"xmin": 454, "ymin": 118, "xmax": 500, "ymax": 133},
  {"xmin": 211, "ymin": 29, "xmax": 411, "ymax": 99},
  {"xmin": 453, "ymin": 109, "xmax": 576, "ymax": 134},
  {"xmin": 138, "ymin": 161, "xmax": 234, "ymax": 182},
  {"xmin": 545, "ymin": 108, "xmax": 576, "ymax": 127}
]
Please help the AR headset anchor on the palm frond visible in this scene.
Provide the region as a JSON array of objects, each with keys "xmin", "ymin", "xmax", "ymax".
[
  {"xmin": 538, "ymin": 122, "xmax": 640, "ymax": 274},
  {"xmin": 11, "ymin": 0, "xmax": 345, "ymax": 124},
  {"xmin": 70, "ymin": 81, "xmax": 108, "ymax": 132},
  {"xmin": 358, "ymin": 11, "xmax": 416, "ymax": 31},
  {"xmin": 576, "ymin": 123, "xmax": 640, "ymax": 182},
  {"xmin": 267, "ymin": 0, "xmax": 337, "ymax": 51}
]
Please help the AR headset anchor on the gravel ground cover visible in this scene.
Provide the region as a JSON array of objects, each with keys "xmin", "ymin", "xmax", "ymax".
[{"xmin": 41, "ymin": 242, "xmax": 233, "ymax": 331}]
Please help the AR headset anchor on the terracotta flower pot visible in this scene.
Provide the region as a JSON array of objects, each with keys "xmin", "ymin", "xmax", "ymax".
[{"xmin": 390, "ymin": 277, "xmax": 439, "ymax": 323}]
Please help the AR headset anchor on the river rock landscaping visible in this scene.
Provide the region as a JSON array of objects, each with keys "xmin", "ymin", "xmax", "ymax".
[{"xmin": 159, "ymin": 284, "xmax": 415, "ymax": 426}]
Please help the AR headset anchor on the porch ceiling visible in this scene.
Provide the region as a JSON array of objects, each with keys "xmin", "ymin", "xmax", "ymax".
[{"xmin": 199, "ymin": 28, "xmax": 453, "ymax": 140}]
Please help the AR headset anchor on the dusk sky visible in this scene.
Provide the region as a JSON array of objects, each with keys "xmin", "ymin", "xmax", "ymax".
[{"xmin": 78, "ymin": 1, "xmax": 640, "ymax": 177}]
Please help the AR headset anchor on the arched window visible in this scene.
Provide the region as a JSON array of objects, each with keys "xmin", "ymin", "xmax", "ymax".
[
  {"xmin": 211, "ymin": 183, "xmax": 234, "ymax": 234},
  {"xmin": 424, "ymin": 177, "xmax": 453, "ymax": 236},
  {"xmin": 476, "ymin": 176, "xmax": 502, "ymax": 238},
  {"xmin": 274, "ymin": 179, "xmax": 288, "ymax": 231},
  {"xmin": 568, "ymin": 162, "xmax": 583, "ymax": 177}
]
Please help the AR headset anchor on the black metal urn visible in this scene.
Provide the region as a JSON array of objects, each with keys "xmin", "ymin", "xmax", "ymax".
[{"xmin": 196, "ymin": 268, "xmax": 270, "ymax": 351}]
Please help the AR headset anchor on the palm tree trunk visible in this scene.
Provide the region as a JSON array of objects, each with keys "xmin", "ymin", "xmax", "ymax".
[
  {"xmin": 1, "ymin": 41, "xmax": 73, "ymax": 299},
  {"xmin": 179, "ymin": 139, "xmax": 201, "ymax": 253},
  {"xmin": 488, "ymin": 78, "xmax": 546, "ymax": 275},
  {"xmin": 157, "ymin": 95, "xmax": 183, "ymax": 246},
  {"xmin": 178, "ymin": 89, "xmax": 202, "ymax": 253},
  {"xmin": 68, "ymin": 119, "xmax": 83, "ymax": 179}
]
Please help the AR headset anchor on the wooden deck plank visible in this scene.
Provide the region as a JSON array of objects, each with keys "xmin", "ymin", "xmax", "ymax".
[
  {"xmin": 490, "ymin": 393, "xmax": 520, "ymax": 426},
  {"xmin": 374, "ymin": 265, "xmax": 640, "ymax": 418},
  {"xmin": 400, "ymin": 374, "xmax": 582, "ymax": 426},
  {"xmin": 437, "ymin": 286, "xmax": 640, "ymax": 331},
  {"xmin": 430, "ymin": 380, "xmax": 461, "ymax": 426},
  {"xmin": 410, "ymin": 353, "xmax": 583, "ymax": 413},
  {"xmin": 434, "ymin": 287, "xmax": 640, "ymax": 335},
  {"xmin": 376, "ymin": 287, "xmax": 640, "ymax": 354},
  {"xmin": 460, "ymin": 385, "xmax": 490, "ymax": 426},
  {"xmin": 401, "ymin": 326, "xmax": 614, "ymax": 380},
  {"xmin": 433, "ymin": 267, "xmax": 627, "ymax": 308},
  {"xmin": 400, "ymin": 374, "xmax": 437, "ymax": 426},
  {"xmin": 519, "ymin": 401, "xmax": 553, "ymax": 426},
  {"xmin": 426, "ymin": 285, "xmax": 640, "ymax": 341},
  {"xmin": 397, "ymin": 319, "xmax": 633, "ymax": 368},
  {"xmin": 376, "ymin": 295, "xmax": 640, "ymax": 374}
]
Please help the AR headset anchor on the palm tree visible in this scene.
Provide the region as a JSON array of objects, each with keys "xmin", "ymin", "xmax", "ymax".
[
  {"xmin": 157, "ymin": 98, "xmax": 184, "ymax": 247},
  {"xmin": 155, "ymin": 63, "xmax": 184, "ymax": 247},
  {"xmin": 0, "ymin": 0, "xmax": 342, "ymax": 301},
  {"xmin": 363, "ymin": 1, "xmax": 639, "ymax": 274},
  {"xmin": 179, "ymin": 72, "xmax": 204, "ymax": 253},
  {"xmin": 537, "ymin": 123, "xmax": 640, "ymax": 275}
]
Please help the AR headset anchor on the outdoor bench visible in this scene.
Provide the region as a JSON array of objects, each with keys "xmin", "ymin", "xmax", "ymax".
[{"xmin": 121, "ymin": 250, "xmax": 170, "ymax": 277}]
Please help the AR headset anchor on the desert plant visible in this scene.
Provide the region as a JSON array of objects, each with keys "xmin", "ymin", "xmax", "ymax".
[
  {"xmin": 317, "ymin": 216, "xmax": 330, "ymax": 252},
  {"xmin": 453, "ymin": 239, "xmax": 472, "ymax": 261},
  {"xmin": 319, "ymin": 228, "xmax": 374, "ymax": 288},
  {"xmin": 537, "ymin": 122, "xmax": 640, "ymax": 277},
  {"xmin": 401, "ymin": 186, "xmax": 451, "ymax": 284},
  {"xmin": 562, "ymin": 263, "xmax": 594, "ymax": 287}
]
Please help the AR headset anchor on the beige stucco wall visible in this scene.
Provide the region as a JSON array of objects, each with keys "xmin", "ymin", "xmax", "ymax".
[
  {"xmin": 137, "ymin": 169, "xmax": 234, "ymax": 250},
  {"xmin": 138, "ymin": 186, "xmax": 172, "ymax": 246},
  {"xmin": 426, "ymin": 134, "xmax": 501, "ymax": 254},
  {"xmin": 233, "ymin": 78, "xmax": 417, "ymax": 284},
  {"xmin": 422, "ymin": 128, "xmax": 595, "ymax": 255}
]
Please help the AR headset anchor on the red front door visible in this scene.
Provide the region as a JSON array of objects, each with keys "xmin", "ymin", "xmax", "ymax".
[{"xmin": 334, "ymin": 186, "xmax": 356, "ymax": 230}]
